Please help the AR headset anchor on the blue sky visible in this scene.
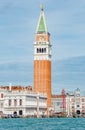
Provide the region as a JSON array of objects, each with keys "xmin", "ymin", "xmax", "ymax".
[{"xmin": 0, "ymin": 0, "xmax": 85, "ymax": 94}]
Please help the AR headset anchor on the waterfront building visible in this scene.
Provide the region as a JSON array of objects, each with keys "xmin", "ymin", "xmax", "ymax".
[
  {"xmin": 34, "ymin": 5, "xmax": 52, "ymax": 110},
  {"xmin": 0, "ymin": 86, "xmax": 47, "ymax": 117},
  {"xmin": 0, "ymin": 86, "xmax": 85, "ymax": 118},
  {"xmin": 66, "ymin": 88, "xmax": 85, "ymax": 117},
  {"xmin": 0, "ymin": 88, "xmax": 5, "ymax": 117},
  {"xmin": 52, "ymin": 89, "xmax": 66, "ymax": 117},
  {"xmin": 52, "ymin": 88, "xmax": 85, "ymax": 117}
]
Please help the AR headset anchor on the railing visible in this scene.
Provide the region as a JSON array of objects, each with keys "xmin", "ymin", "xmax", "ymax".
[{"xmin": 6, "ymin": 91, "xmax": 47, "ymax": 97}]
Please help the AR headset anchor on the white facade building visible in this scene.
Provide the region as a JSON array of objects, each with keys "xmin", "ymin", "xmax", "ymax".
[
  {"xmin": 66, "ymin": 88, "xmax": 85, "ymax": 117},
  {"xmin": 52, "ymin": 95, "xmax": 63, "ymax": 113},
  {"xmin": 0, "ymin": 86, "xmax": 47, "ymax": 117},
  {"xmin": 52, "ymin": 88, "xmax": 85, "ymax": 117},
  {"xmin": 0, "ymin": 89, "xmax": 5, "ymax": 116}
]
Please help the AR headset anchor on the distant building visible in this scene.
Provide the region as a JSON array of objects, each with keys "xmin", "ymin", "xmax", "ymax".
[
  {"xmin": 52, "ymin": 88, "xmax": 85, "ymax": 117},
  {"xmin": 66, "ymin": 88, "xmax": 85, "ymax": 117},
  {"xmin": 0, "ymin": 89, "xmax": 5, "ymax": 116},
  {"xmin": 52, "ymin": 89, "xmax": 66, "ymax": 117},
  {"xmin": 34, "ymin": 5, "xmax": 52, "ymax": 111},
  {"xmin": 0, "ymin": 86, "xmax": 47, "ymax": 117},
  {"xmin": 52, "ymin": 95, "xmax": 63, "ymax": 113},
  {"xmin": 0, "ymin": 85, "xmax": 85, "ymax": 118}
]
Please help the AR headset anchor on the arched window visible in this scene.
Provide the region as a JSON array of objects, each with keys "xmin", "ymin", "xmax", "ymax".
[
  {"xmin": 1, "ymin": 93, "xmax": 3, "ymax": 98},
  {"xmin": 44, "ymin": 48, "xmax": 46, "ymax": 53},
  {"xmin": 37, "ymin": 48, "xmax": 39, "ymax": 53},
  {"xmin": 14, "ymin": 99, "xmax": 17, "ymax": 106},
  {"xmin": 42, "ymin": 48, "xmax": 43, "ymax": 53},
  {"xmin": 40, "ymin": 48, "xmax": 41, "ymax": 53},
  {"xmin": 19, "ymin": 99, "xmax": 22, "ymax": 106},
  {"xmin": 19, "ymin": 110, "xmax": 23, "ymax": 115},
  {"xmin": 13, "ymin": 111, "xmax": 17, "ymax": 116}
]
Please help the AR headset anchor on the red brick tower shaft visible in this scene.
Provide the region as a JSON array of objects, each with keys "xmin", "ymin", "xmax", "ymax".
[{"xmin": 34, "ymin": 5, "xmax": 52, "ymax": 109}]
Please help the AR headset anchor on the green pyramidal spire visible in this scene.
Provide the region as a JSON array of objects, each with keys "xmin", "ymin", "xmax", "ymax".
[{"xmin": 36, "ymin": 4, "xmax": 48, "ymax": 33}]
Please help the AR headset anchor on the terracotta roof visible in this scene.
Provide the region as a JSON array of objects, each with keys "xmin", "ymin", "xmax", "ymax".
[{"xmin": 52, "ymin": 95, "xmax": 66, "ymax": 98}]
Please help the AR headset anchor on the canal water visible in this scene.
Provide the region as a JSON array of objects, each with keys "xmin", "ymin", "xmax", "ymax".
[{"xmin": 0, "ymin": 118, "xmax": 85, "ymax": 130}]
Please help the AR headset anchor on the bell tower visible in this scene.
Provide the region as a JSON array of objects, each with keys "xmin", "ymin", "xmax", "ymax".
[{"xmin": 34, "ymin": 5, "xmax": 52, "ymax": 109}]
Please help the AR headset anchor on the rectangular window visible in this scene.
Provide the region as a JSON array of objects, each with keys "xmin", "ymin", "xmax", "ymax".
[
  {"xmin": 72, "ymin": 106, "xmax": 74, "ymax": 108},
  {"xmin": 82, "ymin": 99, "xmax": 84, "ymax": 102},
  {"xmin": 19, "ymin": 99, "xmax": 22, "ymax": 106},
  {"xmin": 1, "ymin": 103, "xmax": 3, "ymax": 108},
  {"xmin": 9, "ymin": 99, "xmax": 11, "ymax": 106}
]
